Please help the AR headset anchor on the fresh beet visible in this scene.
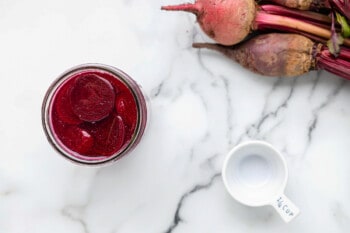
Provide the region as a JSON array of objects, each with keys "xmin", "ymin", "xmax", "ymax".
[
  {"xmin": 70, "ymin": 74, "xmax": 116, "ymax": 122},
  {"xmin": 162, "ymin": 2, "xmax": 350, "ymax": 47},
  {"xmin": 193, "ymin": 33, "xmax": 350, "ymax": 79},
  {"xmin": 194, "ymin": 33, "xmax": 314, "ymax": 77},
  {"xmin": 161, "ymin": 0, "xmax": 256, "ymax": 46}
]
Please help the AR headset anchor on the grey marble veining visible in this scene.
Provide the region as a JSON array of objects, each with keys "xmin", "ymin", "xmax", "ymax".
[{"xmin": 0, "ymin": 0, "xmax": 350, "ymax": 232}]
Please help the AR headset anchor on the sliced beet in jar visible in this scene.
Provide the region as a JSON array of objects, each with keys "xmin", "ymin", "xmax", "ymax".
[{"xmin": 42, "ymin": 64, "xmax": 148, "ymax": 165}]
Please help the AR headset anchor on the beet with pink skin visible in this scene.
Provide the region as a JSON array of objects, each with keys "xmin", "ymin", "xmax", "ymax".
[
  {"xmin": 162, "ymin": 1, "xmax": 350, "ymax": 48},
  {"xmin": 70, "ymin": 74, "xmax": 116, "ymax": 122},
  {"xmin": 161, "ymin": 0, "xmax": 256, "ymax": 46}
]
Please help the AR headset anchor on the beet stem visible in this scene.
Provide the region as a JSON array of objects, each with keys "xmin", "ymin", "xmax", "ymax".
[
  {"xmin": 330, "ymin": 0, "xmax": 350, "ymax": 20},
  {"xmin": 255, "ymin": 11, "xmax": 350, "ymax": 47},
  {"xmin": 260, "ymin": 5, "xmax": 332, "ymax": 24},
  {"xmin": 316, "ymin": 46, "xmax": 350, "ymax": 80},
  {"xmin": 339, "ymin": 46, "xmax": 350, "ymax": 60}
]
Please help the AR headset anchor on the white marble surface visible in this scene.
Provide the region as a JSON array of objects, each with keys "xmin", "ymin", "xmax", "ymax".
[{"xmin": 0, "ymin": 0, "xmax": 350, "ymax": 232}]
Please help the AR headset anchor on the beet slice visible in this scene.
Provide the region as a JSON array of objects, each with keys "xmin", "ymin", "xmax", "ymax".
[
  {"xmin": 86, "ymin": 115, "xmax": 126, "ymax": 156},
  {"xmin": 59, "ymin": 126, "xmax": 94, "ymax": 155},
  {"xmin": 70, "ymin": 74, "xmax": 116, "ymax": 122},
  {"xmin": 115, "ymin": 92, "xmax": 138, "ymax": 133},
  {"xmin": 54, "ymin": 84, "xmax": 82, "ymax": 125}
]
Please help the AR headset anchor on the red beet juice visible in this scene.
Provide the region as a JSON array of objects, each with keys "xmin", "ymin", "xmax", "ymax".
[{"xmin": 42, "ymin": 64, "xmax": 148, "ymax": 165}]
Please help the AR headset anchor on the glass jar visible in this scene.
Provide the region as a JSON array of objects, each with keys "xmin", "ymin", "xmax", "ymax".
[{"xmin": 42, "ymin": 63, "xmax": 148, "ymax": 166}]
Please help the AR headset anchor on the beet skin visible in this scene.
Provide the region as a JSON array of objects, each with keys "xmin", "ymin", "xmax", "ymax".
[
  {"xmin": 161, "ymin": 0, "xmax": 256, "ymax": 46},
  {"xmin": 193, "ymin": 33, "xmax": 315, "ymax": 77}
]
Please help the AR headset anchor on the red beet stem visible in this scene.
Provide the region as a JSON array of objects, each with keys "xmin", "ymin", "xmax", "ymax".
[
  {"xmin": 260, "ymin": 5, "xmax": 332, "ymax": 25},
  {"xmin": 314, "ymin": 45, "xmax": 350, "ymax": 80},
  {"xmin": 338, "ymin": 46, "xmax": 350, "ymax": 60},
  {"xmin": 254, "ymin": 11, "xmax": 350, "ymax": 47},
  {"xmin": 161, "ymin": 3, "xmax": 201, "ymax": 15},
  {"xmin": 330, "ymin": 0, "xmax": 350, "ymax": 20}
]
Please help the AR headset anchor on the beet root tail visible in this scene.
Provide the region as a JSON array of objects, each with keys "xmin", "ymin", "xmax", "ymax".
[
  {"xmin": 193, "ymin": 42, "xmax": 221, "ymax": 50},
  {"xmin": 192, "ymin": 42, "xmax": 233, "ymax": 57},
  {"xmin": 161, "ymin": 3, "xmax": 201, "ymax": 15}
]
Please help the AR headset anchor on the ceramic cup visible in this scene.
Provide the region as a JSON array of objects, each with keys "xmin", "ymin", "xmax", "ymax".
[{"xmin": 222, "ymin": 141, "xmax": 300, "ymax": 222}]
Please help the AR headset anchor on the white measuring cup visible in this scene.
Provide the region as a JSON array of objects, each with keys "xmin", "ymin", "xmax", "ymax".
[{"xmin": 222, "ymin": 141, "xmax": 300, "ymax": 222}]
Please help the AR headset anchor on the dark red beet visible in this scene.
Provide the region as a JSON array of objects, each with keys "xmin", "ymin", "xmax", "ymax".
[
  {"xmin": 54, "ymin": 84, "xmax": 82, "ymax": 125},
  {"xmin": 115, "ymin": 92, "xmax": 137, "ymax": 132},
  {"xmin": 70, "ymin": 74, "xmax": 116, "ymax": 122},
  {"xmin": 59, "ymin": 126, "xmax": 94, "ymax": 155},
  {"xmin": 86, "ymin": 115, "xmax": 126, "ymax": 156}
]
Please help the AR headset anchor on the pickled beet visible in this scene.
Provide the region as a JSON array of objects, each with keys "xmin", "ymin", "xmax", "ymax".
[
  {"xmin": 59, "ymin": 126, "xmax": 94, "ymax": 155},
  {"xmin": 54, "ymin": 84, "xmax": 82, "ymax": 125},
  {"xmin": 50, "ymin": 68, "xmax": 139, "ymax": 159},
  {"xmin": 115, "ymin": 93, "xmax": 137, "ymax": 132},
  {"xmin": 84, "ymin": 115, "xmax": 126, "ymax": 156},
  {"xmin": 71, "ymin": 74, "xmax": 115, "ymax": 122}
]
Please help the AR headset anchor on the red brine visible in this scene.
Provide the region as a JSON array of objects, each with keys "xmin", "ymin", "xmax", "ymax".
[{"xmin": 42, "ymin": 64, "xmax": 148, "ymax": 165}]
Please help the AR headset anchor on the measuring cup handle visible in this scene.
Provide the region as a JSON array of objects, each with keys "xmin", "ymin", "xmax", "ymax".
[{"xmin": 271, "ymin": 193, "xmax": 300, "ymax": 223}]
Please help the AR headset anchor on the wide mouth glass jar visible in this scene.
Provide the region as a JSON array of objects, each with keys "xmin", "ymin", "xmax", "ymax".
[{"xmin": 42, "ymin": 63, "xmax": 148, "ymax": 166}]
